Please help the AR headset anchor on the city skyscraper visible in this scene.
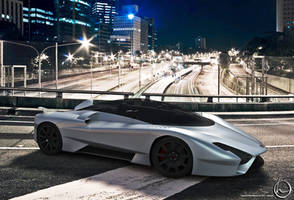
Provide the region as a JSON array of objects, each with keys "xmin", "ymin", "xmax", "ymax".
[
  {"xmin": 144, "ymin": 17, "xmax": 155, "ymax": 51},
  {"xmin": 140, "ymin": 18, "xmax": 148, "ymax": 53},
  {"xmin": 0, "ymin": 0, "xmax": 23, "ymax": 37},
  {"xmin": 91, "ymin": 0, "xmax": 118, "ymax": 52},
  {"xmin": 57, "ymin": 0, "xmax": 92, "ymax": 42},
  {"xmin": 23, "ymin": 0, "xmax": 56, "ymax": 42},
  {"xmin": 195, "ymin": 36, "xmax": 207, "ymax": 50},
  {"xmin": 276, "ymin": 0, "xmax": 294, "ymax": 32},
  {"xmin": 112, "ymin": 14, "xmax": 142, "ymax": 53},
  {"xmin": 92, "ymin": 0, "xmax": 117, "ymax": 26},
  {"xmin": 111, "ymin": 5, "xmax": 150, "ymax": 54}
]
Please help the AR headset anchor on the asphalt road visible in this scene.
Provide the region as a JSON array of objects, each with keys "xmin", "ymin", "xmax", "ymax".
[
  {"xmin": 165, "ymin": 66, "xmax": 201, "ymax": 102},
  {"xmin": 11, "ymin": 62, "xmax": 170, "ymax": 99},
  {"xmin": 0, "ymin": 117, "xmax": 294, "ymax": 200}
]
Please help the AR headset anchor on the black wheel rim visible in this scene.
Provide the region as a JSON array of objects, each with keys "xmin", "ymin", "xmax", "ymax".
[
  {"xmin": 37, "ymin": 124, "xmax": 61, "ymax": 154},
  {"xmin": 154, "ymin": 140, "xmax": 191, "ymax": 174}
]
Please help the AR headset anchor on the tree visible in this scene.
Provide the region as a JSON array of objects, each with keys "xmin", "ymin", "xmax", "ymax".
[{"xmin": 219, "ymin": 52, "xmax": 230, "ymax": 69}]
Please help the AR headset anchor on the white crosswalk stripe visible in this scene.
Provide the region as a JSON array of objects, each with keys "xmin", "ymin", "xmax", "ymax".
[{"xmin": 10, "ymin": 165, "xmax": 206, "ymax": 200}]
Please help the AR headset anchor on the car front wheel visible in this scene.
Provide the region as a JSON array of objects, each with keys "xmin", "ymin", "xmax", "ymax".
[
  {"xmin": 151, "ymin": 137, "xmax": 193, "ymax": 178},
  {"xmin": 37, "ymin": 123, "xmax": 62, "ymax": 155}
]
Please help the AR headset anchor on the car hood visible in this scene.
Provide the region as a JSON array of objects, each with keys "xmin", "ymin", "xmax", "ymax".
[{"xmin": 176, "ymin": 113, "xmax": 266, "ymax": 156}]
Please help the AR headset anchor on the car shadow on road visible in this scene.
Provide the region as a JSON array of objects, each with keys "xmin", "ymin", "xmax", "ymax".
[
  {"xmin": 2, "ymin": 150, "xmax": 129, "ymax": 200},
  {"xmin": 166, "ymin": 166, "xmax": 270, "ymax": 200},
  {"xmin": 7, "ymin": 150, "xmax": 129, "ymax": 177},
  {"xmin": 4, "ymin": 151, "xmax": 270, "ymax": 200}
]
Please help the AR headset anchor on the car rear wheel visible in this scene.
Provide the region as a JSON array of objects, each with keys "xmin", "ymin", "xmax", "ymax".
[
  {"xmin": 37, "ymin": 123, "xmax": 62, "ymax": 155},
  {"xmin": 151, "ymin": 137, "xmax": 193, "ymax": 178}
]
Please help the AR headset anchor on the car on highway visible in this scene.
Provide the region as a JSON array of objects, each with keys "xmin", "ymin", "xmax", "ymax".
[{"xmin": 34, "ymin": 99, "xmax": 266, "ymax": 178}]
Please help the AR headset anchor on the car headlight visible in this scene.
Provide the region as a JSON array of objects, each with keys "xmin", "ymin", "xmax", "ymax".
[{"xmin": 213, "ymin": 143, "xmax": 252, "ymax": 165}]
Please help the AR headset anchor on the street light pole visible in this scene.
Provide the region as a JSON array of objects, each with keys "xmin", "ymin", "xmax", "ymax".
[
  {"xmin": 1, "ymin": 40, "xmax": 40, "ymax": 89},
  {"xmin": 0, "ymin": 40, "xmax": 3, "ymax": 87},
  {"xmin": 38, "ymin": 42, "xmax": 88, "ymax": 92},
  {"xmin": 118, "ymin": 61, "xmax": 121, "ymax": 87},
  {"xmin": 139, "ymin": 62, "xmax": 142, "ymax": 89},
  {"xmin": 218, "ymin": 63, "xmax": 220, "ymax": 96},
  {"xmin": 55, "ymin": 42, "xmax": 58, "ymax": 89},
  {"xmin": 0, "ymin": 39, "xmax": 91, "ymax": 94},
  {"xmin": 117, "ymin": 52, "xmax": 122, "ymax": 88},
  {"xmin": 91, "ymin": 61, "xmax": 93, "ymax": 97},
  {"xmin": 38, "ymin": 54, "xmax": 42, "ymax": 90}
]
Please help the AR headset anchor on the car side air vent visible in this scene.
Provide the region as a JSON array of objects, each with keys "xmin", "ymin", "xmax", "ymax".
[{"xmin": 213, "ymin": 143, "xmax": 252, "ymax": 164}]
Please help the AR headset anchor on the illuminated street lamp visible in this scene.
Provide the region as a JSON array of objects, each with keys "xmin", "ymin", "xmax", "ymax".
[
  {"xmin": 40, "ymin": 53, "xmax": 49, "ymax": 61},
  {"xmin": 110, "ymin": 53, "xmax": 115, "ymax": 61},
  {"xmin": 65, "ymin": 53, "xmax": 74, "ymax": 62},
  {"xmin": 37, "ymin": 35, "xmax": 94, "ymax": 92}
]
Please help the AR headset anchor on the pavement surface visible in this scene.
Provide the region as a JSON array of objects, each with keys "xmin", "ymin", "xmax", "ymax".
[
  {"xmin": 0, "ymin": 117, "xmax": 294, "ymax": 200},
  {"xmin": 11, "ymin": 62, "xmax": 171, "ymax": 100},
  {"xmin": 165, "ymin": 66, "xmax": 201, "ymax": 102},
  {"xmin": 194, "ymin": 64, "xmax": 241, "ymax": 103}
]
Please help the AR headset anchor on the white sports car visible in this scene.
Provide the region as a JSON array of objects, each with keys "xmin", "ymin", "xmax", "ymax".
[{"xmin": 34, "ymin": 99, "xmax": 266, "ymax": 178}]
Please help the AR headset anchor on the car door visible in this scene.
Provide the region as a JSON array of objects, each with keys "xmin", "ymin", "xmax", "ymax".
[{"xmin": 82, "ymin": 111, "xmax": 155, "ymax": 154}]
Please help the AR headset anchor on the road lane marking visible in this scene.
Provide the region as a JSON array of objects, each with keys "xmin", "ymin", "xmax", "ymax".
[
  {"xmin": 241, "ymin": 194, "xmax": 274, "ymax": 198},
  {"xmin": 0, "ymin": 147, "xmax": 39, "ymax": 150},
  {"xmin": 227, "ymin": 118, "xmax": 294, "ymax": 122},
  {"xmin": 234, "ymin": 123, "xmax": 294, "ymax": 126},
  {"xmin": 10, "ymin": 165, "xmax": 205, "ymax": 200},
  {"xmin": 0, "ymin": 121, "xmax": 34, "ymax": 126},
  {"xmin": 266, "ymin": 145, "xmax": 294, "ymax": 148}
]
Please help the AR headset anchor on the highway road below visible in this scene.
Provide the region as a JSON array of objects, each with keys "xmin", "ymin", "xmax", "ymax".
[
  {"xmin": 10, "ymin": 62, "xmax": 171, "ymax": 99},
  {"xmin": 0, "ymin": 117, "xmax": 293, "ymax": 200},
  {"xmin": 165, "ymin": 66, "xmax": 201, "ymax": 102}
]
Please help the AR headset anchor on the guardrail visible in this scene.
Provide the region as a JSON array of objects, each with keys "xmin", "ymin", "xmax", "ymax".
[
  {"xmin": 142, "ymin": 93, "xmax": 294, "ymax": 102},
  {"xmin": 0, "ymin": 87, "xmax": 133, "ymax": 100},
  {"xmin": 1, "ymin": 87, "xmax": 294, "ymax": 103},
  {"xmin": 1, "ymin": 88, "xmax": 294, "ymax": 112}
]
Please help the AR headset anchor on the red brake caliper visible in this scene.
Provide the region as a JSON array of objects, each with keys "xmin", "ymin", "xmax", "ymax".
[{"xmin": 159, "ymin": 144, "xmax": 168, "ymax": 161}]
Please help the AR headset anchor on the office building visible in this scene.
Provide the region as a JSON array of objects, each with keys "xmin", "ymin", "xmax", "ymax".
[
  {"xmin": 92, "ymin": 0, "xmax": 117, "ymax": 25},
  {"xmin": 144, "ymin": 17, "xmax": 155, "ymax": 51},
  {"xmin": 57, "ymin": 0, "xmax": 92, "ymax": 42},
  {"xmin": 93, "ymin": 23, "xmax": 112, "ymax": 52},
  {"xmin": 154, "ymin": 30, "xmax": 158, "ymax": 51},
  {"xmin": 112, "ymin": 14, "xmax": 142, "ymax": 54},
  {"xmin": 92, "ymin": 0, "xmax": 117, "ymax": 52},
  {"xmin": 195, "ymin": 36, "xmax": 207, "ymax": 50},
  {"xmin": 111, "ymin": 5, "xmax": 150, "ymax": 54},
  {"xmin": 23, "ymin": 0, "xmax": 56, "ymax": 41},
  {"xmin": 140, "ymin": 18, "xmax": 148, "ymax": 53},
  {"xmin": 0, "ymin": 0, "xmax": 23, "ymax": 37},
  {"xmin": 276, "ymin": 0, "xmax": 294, "ymax": 32}
]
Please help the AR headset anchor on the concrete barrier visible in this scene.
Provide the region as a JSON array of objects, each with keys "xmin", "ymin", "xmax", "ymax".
[
  {"xmin": 243, "ymin": 65, "xmax": 294, "ymax": 94},
  {"xmin": 1, "ymin": 96, "xmax": 294, "ymax": 112},
  {"xmin": 255, "ymin": 71, "xmax": 294, "ymax": 93}
]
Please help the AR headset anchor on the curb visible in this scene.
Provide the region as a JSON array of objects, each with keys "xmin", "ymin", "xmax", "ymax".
[{"xmin": 210, "ymin": 111, "xmax": 294, "ymax": 119}]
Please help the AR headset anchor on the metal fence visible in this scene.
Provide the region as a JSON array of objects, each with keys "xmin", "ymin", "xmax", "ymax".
[
  {"xmin": 0, "ymin": 87, "xmax": 133, "ymax": 100},
  {"xmin": 1, "ymin": 87, "xmax": 294, "ymax": 103}
]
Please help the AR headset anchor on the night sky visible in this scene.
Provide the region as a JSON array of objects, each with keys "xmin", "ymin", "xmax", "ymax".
[{"xmin": 119, "ymin": 0, "xmax": 276, "ymax": 50}]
